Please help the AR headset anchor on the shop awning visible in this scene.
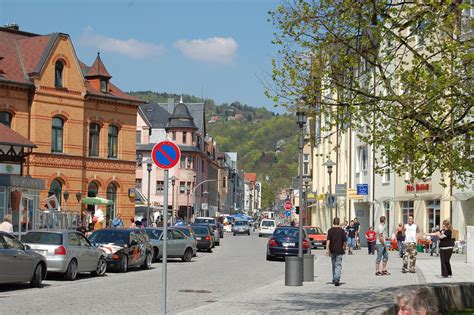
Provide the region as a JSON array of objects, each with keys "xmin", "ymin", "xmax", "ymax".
[
  {"xmin": 414, "ymin": 194, "xmax": 441, "ymax": 200},
  {"xmin": 392, "ymin": 196, "xmax": 415, "ymax": 201},
  {"xmin": 81, "ymin": 197, "xmax": 113, "ymax": 205},
  {"xmin": 375, "ymin": 196, "xmax": 392, "ymax": 203},
  {"xmin": 452, "ymin": 192, "xmax": 474, "ymax": 201}
]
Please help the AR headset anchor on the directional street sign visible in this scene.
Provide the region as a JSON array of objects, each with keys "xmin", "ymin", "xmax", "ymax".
[
  {"xmin": 284, "ymin": 200, "xmax": 292, "ymax": 210},
  {"xmin": 151, "ymin": 141, "xmax": 181, "ymax": 170},
  {"xmin": 335, "ymin": 184, "xmax": 347, "ymax": 196},
  {"xmin": 357, "ymin": 184, "xmax": 369, "ymax": 195},
  {"xmin": 285, "ymin": 211, "xmax": 291, "ymax": 217},
  {"xmin": 326, "ymin": 195, "xmax": 336, "ymax": 207}
]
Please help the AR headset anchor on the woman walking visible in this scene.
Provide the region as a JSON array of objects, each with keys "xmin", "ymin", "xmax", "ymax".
[
  {"xmin": 428, "ymin": 219, "xmax": 454, "ymax": 278},
  {"xmin": 396, "ymin": 223, "xmax": 405, "ymax": 258}
]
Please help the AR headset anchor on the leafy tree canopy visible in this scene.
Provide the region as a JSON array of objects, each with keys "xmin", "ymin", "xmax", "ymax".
[{"xmin": 268, "ymin": 0, "xmax": 473, "ymax": 187}]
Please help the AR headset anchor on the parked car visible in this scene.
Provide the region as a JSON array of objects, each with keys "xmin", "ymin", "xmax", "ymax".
[
  {"xmin": 174, "ymin": 226, "xmax": 198, "ymax": 256},
  {"xmin": 144, "ymin": 228, "xmax": 196, "ymax": 262},
  {"xmin": 266, "ymin": 227, "xmax": 311, "ymax": 261},
  {"xmin": 193, "ymin": 223, "xmax": 218, "ymax": 246},
  {"xmin": 217, "ymin": 223, "xmax": 224, "ymax": 238},
  {"xmin": 259, "ymin": 219, "xmax": 276, "ymax": 237},
  {"xmin": 88, "ymin": 229, "xmax": 153, "ymax": 273},
  {"xmin": 304, "ymin": 226, "xmax": 326, "ymax": 249},
  {"xmin": 232, "ymin": 220, "xmax": 250, "ymax": 236},
  {"xmin": 23, "ymin": 230, "xmax": 107, "ymax": 281},
  {"xmin": 190, "ymin": 225, "xmax": 213, "ymax": 252},
  {"xmin": 194, "ymin": 217, "xmax": 217, "ymax": 225},
  {"xmin": 0, "ymin": 231, "xmax": 47, "ymax": 287}
]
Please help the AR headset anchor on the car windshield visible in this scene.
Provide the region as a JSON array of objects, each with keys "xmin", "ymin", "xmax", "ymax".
[
  {"xmin": 89, "ymin": 230, "xmax": 129, "ymax": 245},
  {"xmin": 145, "ymin": 229, "xmax": 163, "ymax": 240},
  {"xmin": 261, "ymin": 221, "xmax": 275, "ymax": 227},
  {"xmin": 194, "ymin": 218, "xmax": 215, "ymax": 224},
  {"xmin": 274, "ymin": 228, "xmax": 302, "ymax": 238},
  {"xmin": 305, "ymin": 227, "xmax": 323, "ymax": 234},
  {"xmin": 22, "ymin": 232, "xmax": 62, "ymax": 245},
  {"xmin": 192, "ymin": 226, "xmax": 209, "ymax": 236},
  {"xmin": 235, "ymin": 221, "xmax": 247, "ymax": 226}
]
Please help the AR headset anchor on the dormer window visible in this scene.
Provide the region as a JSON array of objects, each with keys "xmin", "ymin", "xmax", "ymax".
[
  {"xmin": 55, "ymin": 60, "xmax": 64, "ymax": 88},
  {"xmin": 100, "ymin": 79, "xmax": 108, "ymax": 93}
]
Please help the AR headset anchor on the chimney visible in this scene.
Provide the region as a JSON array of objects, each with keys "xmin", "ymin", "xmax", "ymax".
[{"xmin": 4, "ymin": 23, "xmax": 19, "ymax": 31}]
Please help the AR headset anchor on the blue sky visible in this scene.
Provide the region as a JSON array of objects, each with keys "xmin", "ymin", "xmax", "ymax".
[{"xmin": 0, "ymin": 0, "xmax": 282, "ymax": 112}]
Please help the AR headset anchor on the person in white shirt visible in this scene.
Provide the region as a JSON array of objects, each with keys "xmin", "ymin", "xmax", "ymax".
[
  {"xmin": 402, "ymin": 216, "xmax": 420, "ymax": 273},
  {"xmin": 0, "ymin": 214, "xmax": 13, "ymax": 233}
]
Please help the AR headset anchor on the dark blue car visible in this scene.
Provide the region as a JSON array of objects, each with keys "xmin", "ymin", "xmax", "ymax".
[{"xmin": 266, "ymin": 227, "xmax": 311, "ymax": 261}]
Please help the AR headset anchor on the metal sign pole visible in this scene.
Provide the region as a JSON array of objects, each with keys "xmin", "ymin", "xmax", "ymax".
[{"xmin": 162, "ymin": 169, "xmax": 169, "ymax": 315}]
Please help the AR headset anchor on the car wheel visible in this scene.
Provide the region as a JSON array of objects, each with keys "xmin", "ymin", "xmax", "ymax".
[
  {"xmin": 248, "ymin": 231, "xmax": 250, "ymax": 235},
  {"xmin": 30, "ymin": 263, "xmax": 43, "ymax": 288},
  {"xmin": 152, "ymin": 247, "xmax": 159, "ymax": 263},
  {"xmin": 233, "ymin": 233, "xmax": 236, "ymax": 236},
  {"xmin": 266, "ymin": 254, "xmax": 274, "ymax": 261},
  {"xmin": 91, "ymin": 257, "xmax": 107, "ymax": 277},
  {"xmin": 119, "ymin": 255, "xmax": 128, "ymax": 273},
  {"xmin": 141, "ymin": 252, "xmax": 152, "ymax": 270},
  {"xmin": 207, "ymin": 248, "xmax": 212, "ymax": 253},
  {"xmin": 182, "ymin": 248, "xmax": 193, "ymax": 262},
  {"xmin": 259, "ymin": 234, "xmax": 262, "ymax": 237},
  {"xmin": 215, "ymin": 241, "xmax": 220, "ymax": 246},
  {"xmin": 64, "ymin": 259, "xmax": 78, "ymax": 281}
]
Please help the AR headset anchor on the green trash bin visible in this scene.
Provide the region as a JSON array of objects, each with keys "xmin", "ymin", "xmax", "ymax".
[{"xmin": 417, "ymin": 244, "xmax": 424, "ymax": 253}]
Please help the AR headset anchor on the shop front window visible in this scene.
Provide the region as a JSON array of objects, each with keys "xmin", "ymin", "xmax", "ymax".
[
  {"xmin": 401, "ymin": 201, "xmax": 414, "ymax": 224},
  {"xmin": 426, "ymin": 200, "xmax": 440, "ymax": 232}
]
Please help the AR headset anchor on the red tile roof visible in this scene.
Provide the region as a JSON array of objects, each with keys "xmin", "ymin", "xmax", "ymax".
[
  {"xmin": 85, "ymin": 53, "xmax": 112, "ymax": 78},
  {"xmin": 244, "ymin": 173, "xmax": 257, "ymax": 183},
  {"xmin": 0, "ymin": 124, "xmax": 36, "ymax": 147},
  {"xmin": 0, "ymin": 27, "xmax": 142, "ymax": 104}
]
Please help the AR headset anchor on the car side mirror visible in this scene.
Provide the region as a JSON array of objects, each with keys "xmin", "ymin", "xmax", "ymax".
[{"xmin": 24, "ymin": 244, "xmax": 31, "ymax": 250}]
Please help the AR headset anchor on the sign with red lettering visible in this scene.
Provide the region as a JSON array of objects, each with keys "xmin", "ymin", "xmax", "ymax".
[{"xmin": 406, "ymin": 183, "xmax": 431, "ymax": 193}]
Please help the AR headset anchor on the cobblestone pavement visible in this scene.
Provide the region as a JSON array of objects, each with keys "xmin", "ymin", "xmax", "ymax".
[{"xmin": 0, "ymin": 234, "xmax": 471, "ymax": 315}]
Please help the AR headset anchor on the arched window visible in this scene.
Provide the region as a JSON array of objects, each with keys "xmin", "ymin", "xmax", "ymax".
[
  {"xmin": 108, "ymin": 125, "xmax": 118, "ymax": 158},
  {"xmin": 106, "ymin": 183, "xmax": 117, "ymax": 221},
  {"xmin": 51, "ymin": 117, "xmax": 64, "ymax": 153},
  {"xmin": 0, "ymin": 111, "xmax": 12, "ymax": 128},
  {"xmin": 55, "ymin": 60, "xmax": 64, "ymax": 88},
  {"xmin": 50, "ymin": 179, "xmax": 62, "ymax": 206},
  {"xmin": 89, "ymin": 123, "xmax": 100, "ymax": 157}
]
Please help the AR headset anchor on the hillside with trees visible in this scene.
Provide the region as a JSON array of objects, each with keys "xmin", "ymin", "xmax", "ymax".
[{"xmin": 129, "ymin": 91, "xmax": 298, "ymax": 208}]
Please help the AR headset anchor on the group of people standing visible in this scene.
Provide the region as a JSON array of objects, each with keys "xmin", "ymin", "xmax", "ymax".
[{"xmin": 326, "ymin": 215, "xmax": 455, "ymax": 286}]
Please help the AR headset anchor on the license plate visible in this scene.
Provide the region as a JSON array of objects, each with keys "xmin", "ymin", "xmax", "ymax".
[
  {"xmin": 283, "ymin": 243, "xmax": 295, "ymax": 247},
  {"xmin": 196, "ymin": 237, "xmax": 201, "ymax": 240}
]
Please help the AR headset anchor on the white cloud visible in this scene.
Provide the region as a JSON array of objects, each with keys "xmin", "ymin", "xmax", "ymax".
[
  {"xmin": 78, "ymin": 27, "xmax": 165, "ymax": 59},
  {"xmin": 174, "ymin": 37, "xmax": 237, "ymax": 64}
]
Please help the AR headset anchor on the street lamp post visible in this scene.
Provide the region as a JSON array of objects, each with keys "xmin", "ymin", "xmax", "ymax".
[
  {"xmin": 170, "ymin": 176, "xmax": 177, "ymax": 225},
  {"xmin": 202, "ymin": 190, "xmax": 209, "ymax": 217},
  {"xmin": 146, "ymin": 160, "xmax": 152, "ymax": 224},
  {"xmin": 186, "ymin": 187, "xmax": 191, "ymax": 222},
  {"xmin": 326, "ymin": 158, "xmax": 334, "ymax": 227},
  {"xmin": 296, "ymin": 110, "xmax": 307, "ymax": 259}
]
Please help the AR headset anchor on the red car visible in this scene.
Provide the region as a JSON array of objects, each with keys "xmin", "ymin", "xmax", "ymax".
[{"xmin": 304, "ymin": 226, "xmax": 326, "ymax": 249}]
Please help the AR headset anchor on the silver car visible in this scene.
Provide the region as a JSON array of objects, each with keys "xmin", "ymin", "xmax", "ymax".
[
  {"xmin": 232, "ymin": 220, "xmax": 251, "ymax": 235},
  {"xmin": 22, "ymin": 230, "xmax": 107, "ymax": 281},
  {"xmin": 144, "ymin": 228, "xmax": 196, "ymax": 262},
  {"xmin": 0, "ymin": 231, "xmax": 47, "ymax": 287}
]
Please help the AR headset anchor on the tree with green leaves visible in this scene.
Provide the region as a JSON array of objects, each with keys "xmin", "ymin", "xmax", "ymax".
[{"xmin": 267, "ymin": 0, "xmax": 473, "ymax": 187}]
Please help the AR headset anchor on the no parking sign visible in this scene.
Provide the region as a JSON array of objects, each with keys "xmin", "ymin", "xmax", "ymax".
[{"xmin": 151, "ymin": 141, "xmax": 181, "ymax": 170}]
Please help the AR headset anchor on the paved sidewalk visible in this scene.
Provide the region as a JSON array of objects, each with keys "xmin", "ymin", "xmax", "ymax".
[{"xmin": 179, "ymin": 250, "xmax": 472, "ymax": 315}]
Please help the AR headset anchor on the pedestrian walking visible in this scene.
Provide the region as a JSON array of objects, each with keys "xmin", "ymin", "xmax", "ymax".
[
  {"xmin": 396, "ymin": 223, "xmax": 405, "ymax": 258},
  {"xmin": 326, "ymin": 217, "xmax": 346, "ymax": 286},
  {"xmin": 365, "ymin": 226, "xmax": 376, "ymax": 255},
  {"xmin": 346, "ymin": 220, "xmax": 357, "ymax": 255},
  {"xmin": 402, "ymin": 216, "xmax": 419, "ymax": 273},
  {"xmin": 0, "ymin": 214, "xmax": 13, "ymax": 233},
  {"xmin": 375, "ymin": 216, "xmax": 390, "ymax": 276},
  {"xmin": 428, "ymin": 219, "xmax": 454, "ymax": 278},
  {"xmin": 112, "ymin": 213, "xmax": 124, "ymax": 228},
  {"xmin": 353, "ymin": 218, "xmax": 361, "ymax": 250},
  {"xmin": 430, "ymin": 225, "xmax": 440, "ymax": 257}
]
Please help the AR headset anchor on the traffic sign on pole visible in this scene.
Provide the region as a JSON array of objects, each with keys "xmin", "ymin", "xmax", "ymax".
[
  {"xmin": 284, "ymin": 200, "xmax": 292, "ymax": 210},
  {"xmin": 151, "ymin": 141, "xmax": 181, "ymax": 170}
]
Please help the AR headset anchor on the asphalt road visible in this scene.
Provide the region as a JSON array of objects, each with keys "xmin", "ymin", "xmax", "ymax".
[{"xmin": 0, "ymin": 231, "xmax": 284, "ymax": 314}]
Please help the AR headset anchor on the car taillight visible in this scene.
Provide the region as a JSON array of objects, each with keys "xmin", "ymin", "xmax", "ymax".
[
  {"xmin": 268, "ymin": 238, "xmax": 278, "ymax": 247},
  {"xmin": 111, "ymin": 254, "xmax": 120, "ymax": 260},
  {"xmin": 303, "ymin": 239, "xmax": 310, "ymax": 249},
  {"xmin": 54, "ymin": 245, "xmax": 67, "ymax": 255},
  {"xmin": 205, "ymin": 235, "xmax": 210, "ymax": 241}
]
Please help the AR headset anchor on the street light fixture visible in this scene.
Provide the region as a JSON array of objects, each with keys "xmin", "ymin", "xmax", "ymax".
[
  {"xmin": 323, "ymin": 158, "xmax": 335, "ymax": 227},
  {"xmin": 170, "ymin": 176, "xmax": 177, "ymax": 225},
  {"xmin": 146, "ymin": 159, "xmax": 153, "ymax": 225},
  {"xmin": 296, "ymin": 110, "xmax": 307, "ymax": 261},
  {"xmin": 203, "ymin": 190, "xmax": 209, "ymax": 217}
]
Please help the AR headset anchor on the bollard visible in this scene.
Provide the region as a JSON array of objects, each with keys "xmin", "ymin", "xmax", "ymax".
[
  {"xmin": 285, "ymin": 256, "xmax": 303, "ymax": 286},
  {"xmin": 303, "ymin": 254, "xmax": 315, "ymax": 282}
]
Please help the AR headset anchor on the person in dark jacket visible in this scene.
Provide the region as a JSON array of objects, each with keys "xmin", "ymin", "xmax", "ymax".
[{"xmin": 428, "ymin": 219, "xmax": 454, "ymax": 278}]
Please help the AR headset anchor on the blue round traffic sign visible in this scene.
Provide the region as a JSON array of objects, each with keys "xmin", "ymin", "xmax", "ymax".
[
  {"xmin": 285, "ymin": 211, "xmax": 291, "ymax": 217},
  {"xmin": 151, "ymin": 141, "xmax": 181, "ymax": 170}
]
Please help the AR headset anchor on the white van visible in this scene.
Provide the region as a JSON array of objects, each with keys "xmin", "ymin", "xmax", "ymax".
[{"xmin": 259, "ymin": 219, "xmax": 276, "ymax": 237}]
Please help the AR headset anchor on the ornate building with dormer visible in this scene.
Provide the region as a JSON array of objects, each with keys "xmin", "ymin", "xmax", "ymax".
[{"xmin": 0, "ymin": 25, "xmax": 143, "ymax": 228}]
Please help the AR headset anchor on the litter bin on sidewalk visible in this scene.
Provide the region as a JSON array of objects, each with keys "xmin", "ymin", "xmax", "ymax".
[
  {"xmin": 285, "ymin": 256, "xmax": 303, "ymax": 286},
  {"xmin": 303, "ymin": 254, "xmax": 315, "ymax": 282}
]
